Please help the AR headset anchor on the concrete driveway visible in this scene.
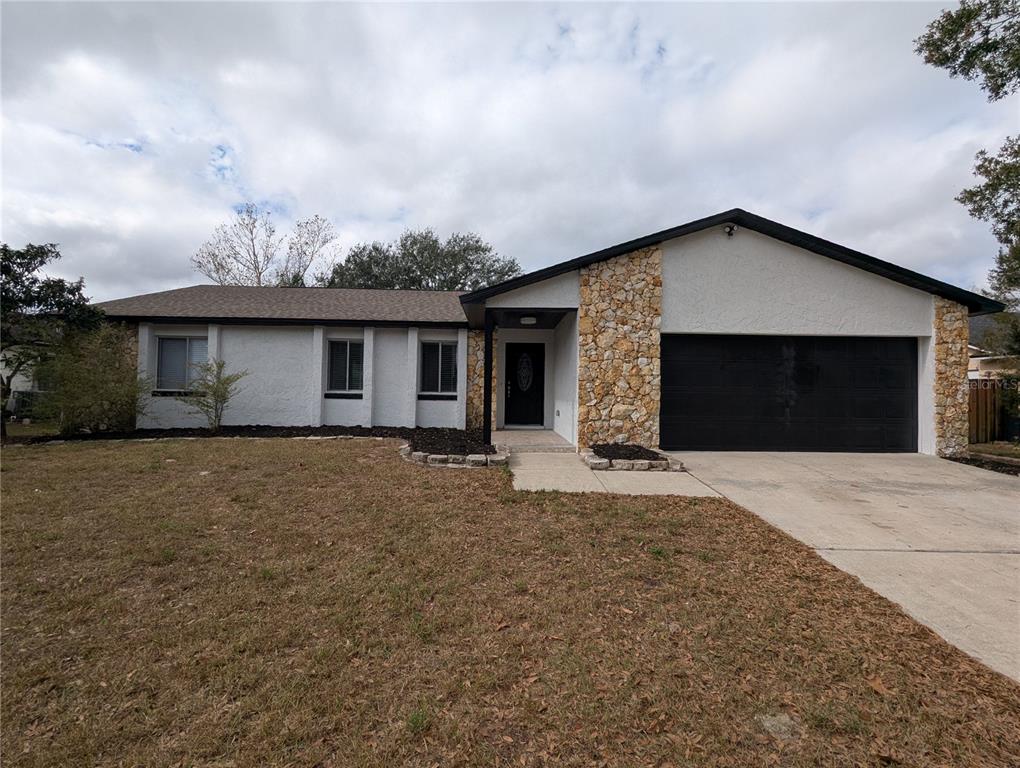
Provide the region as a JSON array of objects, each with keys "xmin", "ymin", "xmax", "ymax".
[{"xmin": 671, "ymin": 452, "xmax": 1020, "ymax": 681}]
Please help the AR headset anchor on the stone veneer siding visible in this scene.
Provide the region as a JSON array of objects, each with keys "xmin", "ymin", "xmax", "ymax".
[
  {"xmin": 466, "ymin": 329, "xmax": 497, "ymax": 430},
  {"xmin": 933, "ymin": 296, "xmax": 969, "ymax": 457},
  {"xmin": 576, "ymin": 246, "xmax": 663, "ymax": 449}
]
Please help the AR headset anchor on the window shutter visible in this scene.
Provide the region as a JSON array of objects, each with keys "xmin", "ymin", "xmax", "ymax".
[
  {"xmin": 157, "ymin": 338, "xmax": 188, "ymax": 390},
  {"xmin": 329, "ymin": 341, "xmax": 348, "ymax": 391},
  {"xmin": 421, "ymin": 343, "xmax": 439, "ymax": 392},
  {"xmin": 348, "ymin": 342, "xmax": 364, "ymax": 390},
  {"xmin": 187, "ymin": 338, "xmax": 208, "ymax": 387},
  {"xmin": 440, "ymin": 343, "xmax": 457, "ymax": 392}
]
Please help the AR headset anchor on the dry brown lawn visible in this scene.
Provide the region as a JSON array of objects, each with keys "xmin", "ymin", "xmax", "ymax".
[{"xmin": 2, "ymin": 437, "xmax": 1018, "ymax": 767}]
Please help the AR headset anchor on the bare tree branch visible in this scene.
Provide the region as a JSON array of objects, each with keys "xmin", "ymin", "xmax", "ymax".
[
  {"xmin": 191, "ymin": 204, "xmax": 284, "ymax": 286},
  {"xmin": 276, "ymin": 215, "xmax": 338, "ymax": 286}
]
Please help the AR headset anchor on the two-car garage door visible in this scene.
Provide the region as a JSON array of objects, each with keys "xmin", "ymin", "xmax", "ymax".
[{"xmin": 659, "ymin": 335, "xmax": 918, "ymax": 452}]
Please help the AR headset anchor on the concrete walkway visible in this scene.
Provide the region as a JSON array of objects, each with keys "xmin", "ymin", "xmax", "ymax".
[
  {"xmin": 494, "ymin": 429, "xmax": 574, "ymax": 452},
  {"xmin": 509, "ymin": 452, "xmax": 720, "ymax": 496},
  {"xmin": 672, "ymin": 452, "xmax": 1020, "ymax": 681}
]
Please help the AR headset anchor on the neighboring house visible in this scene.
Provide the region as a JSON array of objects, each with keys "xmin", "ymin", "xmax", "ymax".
[
  {"xmin": 968, "ymin": 313, "xmax": 1019, "ymax": 380},
  {"xmin": 969, "ymin": 353, "xmax": 1020, "ymax": 380},
  {"xmin": 98, "ymin": 209, "xmax": 1003, "ymax": 457},
  {"xmin": 1, "ymin": 356, "xmax": 48, "ymax": 419}
]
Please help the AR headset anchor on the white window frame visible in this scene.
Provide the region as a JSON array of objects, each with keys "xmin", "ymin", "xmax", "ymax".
[
  {"xmin": 155, "ymin": 336, "xmax": 208, "ymax": 392},
  {"xmin": 419, "ymin": 340, "xmax": 458, "ymax": 395},
  {"xmin": 326, "ymin": 339, "xmax": 365, "ymax": 394}
]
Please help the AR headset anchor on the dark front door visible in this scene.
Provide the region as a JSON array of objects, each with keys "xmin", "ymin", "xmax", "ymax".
[
  {"xmin": 660, "ymin": 334, "xmax": 918, "ymax": 451},
  {"xmin": 505, "ymin": 343, "xmax": 545, "ymax": 426}
]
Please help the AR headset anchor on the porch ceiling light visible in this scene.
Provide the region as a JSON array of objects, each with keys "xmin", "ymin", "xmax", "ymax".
[{"xmin": 520, "ymin": 316, "xmax": 537, "ymax": 326}]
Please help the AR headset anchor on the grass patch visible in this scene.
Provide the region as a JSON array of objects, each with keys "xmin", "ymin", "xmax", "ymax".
[
  {"xmin": 2, "ymin": 438, "xmax": 1018, "ymax": 766},
  {"xmin": 407, "ymin": 707, "xmax": 431, "ymax": 735},
  {"xmin": 3, "ymin": 420, "xmax": 59, "ymax": 440}
]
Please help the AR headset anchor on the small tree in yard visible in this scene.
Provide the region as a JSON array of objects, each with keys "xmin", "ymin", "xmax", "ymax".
[
  {"xmin": 174, "ymin": 359, "xmax": 247, "ymax": 433},
  {"xmin": 1, "ymin": 243, "xmax": 103, "ymax": 440},
  {"xmin": 39, "ymin": 324, "xmax": 149, "ymax": 435}
]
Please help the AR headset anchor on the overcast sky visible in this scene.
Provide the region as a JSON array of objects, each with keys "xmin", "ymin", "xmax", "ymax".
[{"xmin": 2, "ymin": 2, "xmax": 1016, "ymax": 302}]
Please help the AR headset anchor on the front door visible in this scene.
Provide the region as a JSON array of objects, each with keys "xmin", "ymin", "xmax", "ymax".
[{"xmin": 505, "ymin": 343, "xmax": 545, "ymax": 426}]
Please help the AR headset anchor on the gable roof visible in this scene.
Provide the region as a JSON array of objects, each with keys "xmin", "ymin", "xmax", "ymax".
[
  {"xmin": 97, "ymin": 285, "xmax": 468, "ymax": 326},
  {"xmin": 460, "ymin": 208, "xmax": 1004, "ymax": 316}
]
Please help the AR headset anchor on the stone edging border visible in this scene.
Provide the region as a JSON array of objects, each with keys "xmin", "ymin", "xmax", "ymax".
[
  {"xmin": 399, "ymin": 444, "xmax": 508, "ymax": 468},
  {"xmin": 578, "ymin": 448, "xmax": 685, "ymax": 472}
]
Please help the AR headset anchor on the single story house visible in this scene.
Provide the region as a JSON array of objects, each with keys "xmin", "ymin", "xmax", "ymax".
[
  {"xmin": 98, "ymin": 209, "xmax": 1003, "ymax": 456},
  {"xmin": 968, "ymin": 313, "xmax": 1019, "ymax": 380}
]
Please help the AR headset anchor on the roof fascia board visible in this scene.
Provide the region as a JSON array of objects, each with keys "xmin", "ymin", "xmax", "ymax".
[
  {"xmin": 460, "ymin": 209, "xmax": 1004, "ymax": 316},
  {"xmin": 102, "ymin": 315, "xmax": 468, "ymax": 328}
]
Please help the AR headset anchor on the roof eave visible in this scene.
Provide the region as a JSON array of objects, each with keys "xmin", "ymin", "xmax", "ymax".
[
  {"xmin": 460, "ymin": 208, "xmax": 1005, "ymax": 316},
  {"xmin": 99, "ymin": 314, "xmax": 469, "ymax": 328}
]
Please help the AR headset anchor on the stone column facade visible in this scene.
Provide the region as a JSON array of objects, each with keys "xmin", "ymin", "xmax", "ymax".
[
  {"xmin": 933, "ymin": 297, "xmax": 969, "ymax": 457},
  {"xmin": 466, "ymin": 329, "xmax": 497, "ymax": 430},
  {"xmin": 576, "ymin": 246, "xmax": 663, "ymax": 449}
]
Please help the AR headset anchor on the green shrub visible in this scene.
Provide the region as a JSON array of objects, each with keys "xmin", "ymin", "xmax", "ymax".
[
  {"xmin": 38, "ymin": 324, "xmax": 149, "ymax": 435},
  {"xmin": 174, "ymin": 359, "xmax": 247, "ymax": 433}
]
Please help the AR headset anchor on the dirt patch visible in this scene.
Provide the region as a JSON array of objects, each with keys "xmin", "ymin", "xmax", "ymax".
[
  {"xmin": 948, "ymin": 454, "xmax": 1020, "ymax": 476},
  {"xmin": 591, "ymin": 442, "xmax": 663, "ymax": 461},
  {"xmin": 11, "ymin": 424, "xmax": 494, "ymax": 454},
  {"xmin": 3, "ymin": 439, "xmax": 1019, "ymax": 766}
]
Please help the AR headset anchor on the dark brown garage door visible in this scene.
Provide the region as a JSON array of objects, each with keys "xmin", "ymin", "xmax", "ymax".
[{"xmin": 660, "ymin": 335, "xmax": 918, "ymax": 452}]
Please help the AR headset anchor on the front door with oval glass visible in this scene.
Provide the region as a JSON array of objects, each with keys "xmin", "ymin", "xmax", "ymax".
[{"xmin": 505, "ymin": 343, "xmax": 545, "ymax": 426}]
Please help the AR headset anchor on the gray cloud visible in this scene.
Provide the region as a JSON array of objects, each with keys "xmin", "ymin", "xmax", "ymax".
[{"xmin": 2, "ymin": 1, "xmax": 1015, "ymax": 301}]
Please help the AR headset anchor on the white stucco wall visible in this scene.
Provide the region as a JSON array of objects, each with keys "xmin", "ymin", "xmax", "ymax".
[
  {"xmin": 415, "ymin": 329, "xmax": 462, "ymax": 428},
  {"xmin": 372, "ymin": 328, "xmax": 413, "ymax": 427},
  {"xmin": 138, "ymin": 323, "xmax": 211, "ymax": 429},
  {"xmin": 552, "ymin": 313, "xmax": 578, "ymax": 444},
  {"xmin": 660, "ymin": 229, "xmax": 934, "ymax": 336},
  {"xmin": 136, "ymin": 322, "xmax": 467, "ymax": 430},
  {"xmin": 917, "ymin": 332, "xmax": 936, "ymax": 455},
  {"xmin": 219, "ymin": 326, "xmax": 315, "ymax": 426},
  {"xmin": 321, "ymin": 327, "xmax": 371, "ymax": 427},
  {"xmin": 486, "ymin": 270, "xmax": 579, "ymax": 309}
]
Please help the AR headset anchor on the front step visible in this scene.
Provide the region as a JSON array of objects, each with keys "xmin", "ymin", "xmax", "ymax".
[{"xmin": 498, "ymin": 443, "xmax": 577, "ymax": 454}]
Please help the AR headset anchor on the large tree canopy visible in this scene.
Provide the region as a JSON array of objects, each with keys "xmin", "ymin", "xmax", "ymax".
[
  {"xmin": 318, "ymin": 229, "xmax": 521, "ymax": 291},
  {"xmin": 1, "ymin": 243, "xmax": 102, "ymax": 438},
  {"xmin": 958, "ymin": 136, "xmax": 1020, "ymax": 310},
  {"xmin": 917, "ymin": 0, "xmax": 1020, "ymax": 351},
  {"xmin": 915, "ymin": 0, "xmax": 1020, "ymax": 101}
]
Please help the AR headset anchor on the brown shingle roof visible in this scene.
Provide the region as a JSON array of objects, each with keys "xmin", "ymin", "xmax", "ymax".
[{"xmin": 96, "ymin": 285, "xmax": 468, "ymax": 325}]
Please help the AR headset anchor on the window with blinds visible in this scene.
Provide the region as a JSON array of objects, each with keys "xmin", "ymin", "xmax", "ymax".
[
  {"xmin": 156, "ymin": 337, "xmax": 208, "ymax": 390},
  {"xmin": 420, "ymin": 341, "xmax": 457, "ymax": 393},
  {"xmin": 328, "ymin": 340, "xmax": 364, "ymax": 392}
]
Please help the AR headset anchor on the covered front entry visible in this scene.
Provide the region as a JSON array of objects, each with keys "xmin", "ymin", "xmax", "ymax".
[
  {"xmin": 473, "ymin": 308, "xmax": 578, "ymax": 446},
  {"xmin": 660, "ymin": 334, "xmax": 919, "ymax": 451},
  {"xmin": 504, "ymin": 343, "xmax": 545, "ymax": 426}
]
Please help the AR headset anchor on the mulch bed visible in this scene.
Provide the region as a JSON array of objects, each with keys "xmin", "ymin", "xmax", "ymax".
[
  {"xmin": 948, "ymin": 455, "xmax": 1020, "ymax": 477},
  {"xmin": 9, "ymin": 424, "xmax": 494, "ymax": 455},
  {"xmin": 591, "ymin": 442, "xmax": 663, "ymax": 461}
]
